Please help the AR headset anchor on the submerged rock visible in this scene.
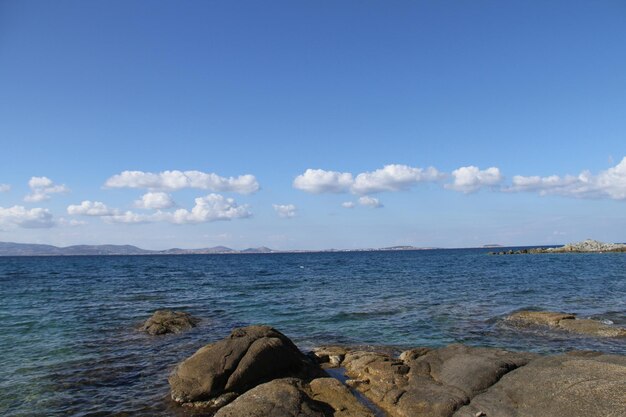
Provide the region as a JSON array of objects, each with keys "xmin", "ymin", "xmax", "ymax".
[
  {"xmin": 141, "ymin": 310, "xmax": 199, "ymax": 335},
  {"xmin": 168, "ymin": 325, "xmax": 322, "ymax": 405},
  {"xmin": 506, "ymin": 310, "xmax": 626, "ymax": 338}
]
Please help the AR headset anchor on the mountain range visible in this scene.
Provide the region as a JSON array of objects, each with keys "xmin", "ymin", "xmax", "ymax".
[{"xmin": 0, "ymin": 241, "xmax": 436, "ymax": 256}]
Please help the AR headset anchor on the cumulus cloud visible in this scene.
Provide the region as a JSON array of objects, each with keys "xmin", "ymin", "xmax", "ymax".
[
  {"xmin": 352, "ymin": 164, "xmax": 443, "ymax": 194},
  {"xmin": 0, "ymin": 184, "xmax": 10, "ymax": 192},
  {"xmin": 134, "ymin": 192, "xmax": 175, "ymax": 209},
  {"xmin": 294, "ymin": 164, "xmax": 442, "ymax": 195},
  {"xmin": 67, "ymin": 201, "xmax": 116, "ymax": 216},
  {"xmin": 104, "ymin": 170, "xmax": 259, "ymax": 194},
  {"xmin": 166, "ymin": 194, "xmax": 252, "ymax": 224},
  {"xmin": 67, "ymin": 194, "xmax": 251, "ymax": 225},
  {"xmin": 341, "ymin": 201, "xmax": 355, "ymax": 209},
  {"xmin": 445, "ymin": 166, "xmax": 503, "ymax": 193},
  {"xmin": 293, "ymin": 169, "xmax": 353, "ymax": 194},
  {"xmin": 67, "ymin": 200, "xmax": 148, "ymax": 224},
  {"xmin": 358, "ymin": 196, "xmax": 383, "ymax": 208},
  {"xmin": 273, "ymin": 204, "xmax": 296, "ymax": 218},
  {"xmin": 0, "ymin": 205, "xmax": 55, "ymax": 228},
  {"xmin": 507, "ymin": 156, "xmax": 626, "ymax": 200},
  {"xmin": 25, "ymin": 176, "xmax": 69, "ymax": 202}
]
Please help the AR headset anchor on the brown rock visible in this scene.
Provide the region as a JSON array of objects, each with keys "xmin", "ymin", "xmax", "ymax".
[
  {"xmin": 213, "ymin": 377, "xmax": 375, "ymax": 417},
  {"xmin": 453, "ymin": 353, "xmax": 626, "ymax": 417},
  {"xmin": 213, "ymin": 378, "xmax": 328, "ymax": 417},
  {"xmin": 169, "ymin": 325, "xmax": 321, "ymax": 404},
  {"xmin": 506, "ymin": 310, "xmax": 626, "ymax": 337},
  {"xmin": 343, "ymin": 345, "xmax": 535, "ymax": 417},
  {"xmin": 309, "ymin": 377, "xmax": 375, "ymax": 417},
  {"xmin": 141, "ymin": 310, "xmax": 199, "ymax": 335}
]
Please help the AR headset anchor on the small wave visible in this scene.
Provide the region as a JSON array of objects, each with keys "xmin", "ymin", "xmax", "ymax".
[{"xmin": 331, "ymin": 309, "xmax": 403, "ymax": 321}]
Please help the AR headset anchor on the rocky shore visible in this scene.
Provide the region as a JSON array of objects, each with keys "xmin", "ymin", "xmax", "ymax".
[
  {"xmin": 489, "ymin": 239, "xmax": 626, "ymax": 255},
  {"xmin": 163, "ymin": 315, "xmax": 626, "ymax": 417}
]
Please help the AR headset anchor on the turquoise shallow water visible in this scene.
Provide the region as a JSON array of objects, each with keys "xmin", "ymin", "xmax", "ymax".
[{"xmin": 1, "ymin": 249, "xmax": 625, "ymax": 416}]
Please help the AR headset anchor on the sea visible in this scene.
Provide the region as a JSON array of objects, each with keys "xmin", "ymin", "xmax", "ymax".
[{"xmin": 1, "ymin": 249, "xmax": 625, "ymax": 416}]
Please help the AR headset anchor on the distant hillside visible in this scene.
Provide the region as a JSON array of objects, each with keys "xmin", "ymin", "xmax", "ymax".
[
  {"xmin": 0, "ymin": 241, "xmax": 445, "ymax": 256},
  {"xmin": 0, "ymin": 242, "xmax": 153, "ymax": 256},
  {"xmin": 0, "ymin": 241, "xmax": 277, "ymax": 256}
]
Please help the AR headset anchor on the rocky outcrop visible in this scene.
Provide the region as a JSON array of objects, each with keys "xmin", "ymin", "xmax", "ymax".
[
  {"xmin": 506, "ymin": 310, "xmax": 626, "ymax": 338},
  {"xmin": 141, "ymin": 310, "xmax": 199, "ymax": 335},
  {"xmin": 453, "ymin": 351, "xmax": 626, "ymax": 417},
  {"xmin": 168, "ymin": 325, "xmax": 626, "ymax": 417},
  {"xmin": 489, "ymin": 239, "xmax": 626, "ymax": 255},
  {"xmin": 214, "ymin": 377, "xmax": 375, "ymax": 417},
  {"xmin": 339, "ymin": 344, "xmax": 535, "ymax": 417},
  {"xmin": 169, "ymin": 325, "xmax": 321, "ymax": 405}
]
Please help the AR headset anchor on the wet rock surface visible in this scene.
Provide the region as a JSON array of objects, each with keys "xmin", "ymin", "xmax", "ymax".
[
  {"xmin": 142, "ymin": 309, "xmax": 199, "ymax": 335},
  {"xmin": 506, "ymin": 310, "xmax": 626, "ymax": 338}
]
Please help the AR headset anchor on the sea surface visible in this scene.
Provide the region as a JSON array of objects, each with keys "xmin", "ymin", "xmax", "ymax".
[{"xmin": 1, "ymin": 249, "xmax": 625, "ymax": 416}]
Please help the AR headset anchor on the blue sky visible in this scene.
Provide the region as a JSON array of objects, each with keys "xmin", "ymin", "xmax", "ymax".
[{"xmin": 1, "ymin": 1, "xmax": 625, "ymax": 250}]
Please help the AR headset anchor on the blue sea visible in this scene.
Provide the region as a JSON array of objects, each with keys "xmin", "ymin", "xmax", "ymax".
[{"xmin": 1, "ymin": 249, "xmax": 625, "ymax": 416}]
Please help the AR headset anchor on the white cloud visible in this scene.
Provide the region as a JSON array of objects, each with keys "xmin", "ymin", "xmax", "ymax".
[
  {"xmin": 0, "ymin": 184, "xmax": 10, "ymax": 192},
  {"xmin": 507, "ymin": 156, "xmax": 626, "ymax": 200},
  {"xmin": 104, "ymin": 211, "xmax": 150, "ymax": 224},
  {"xmin": 58, "ymin": 218, "xmax": 87, "ymax": 227},
  {"xmin": 293, "ymin": 169, "xmax": 354, "ymax": 194},
  {"xmin": 166, "ymin": 194, "xmax": 252, "ymax": 224},
  {"xmin": 341, "ymin": 201, "xmax": 355, "ymax": 209},
  {"xmin": 0, "ymin": 205, "xmax": 55, "ymax": 228},
  {"xmin": 67, "ymin": 194, "xmax": 250, "ymax": 225},
  {"xmin": 446, "ymin": 166, "xmax": 503, "ymax": 193},
  {"xmin": 67, "ymin": 201, "xmax": 116, "ymax": 216},
  {"xmin": 134, "ymin": 192, "xmax": 175, "ymax": 209},
  {"xmin": 25, "ymin": 176, "xmax": 69, "ymax": 202},
  {"xmin": 352, "ymin": 164, "xmax": 443, "ymax": 194},
  {"xmin": 67, "ymin": 200, "xmax": 148, "ymax": 224},
  {"xmin": 294, "ymin": 164, "xmax": 442, "ymax": 195},
  {"xmin": 104, "ymin": 170, "xmax": 259, "ymax": 194},
  {"xmin": 359, "ymin": 196, "xmax": 383, "ymax": 208},
  {"xmin": 273, "ymin": 204, "xmax": 297, "ymax": 218}
]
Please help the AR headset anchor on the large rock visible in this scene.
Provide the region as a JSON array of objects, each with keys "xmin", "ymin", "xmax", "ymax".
[
  {"xmin": 506, "ymin": 310, "xmax": 626, "ymax": 337},
  {"xmin": 141, "ymin": 310, "xmax": 199, "ymax": 335},
  {"xmin": 214, "ymin": 377, "xmax": 375, "ymax": 417},
  {"xmin": 453, "ymin": 351, "xmax": 626, "ymax": 417},
  {"xmin": 342, "ymin": 344, "xmax": 536, "ymax": 417},
  {"xmin": 169, "ymin": 325, "xmax": 321, "ymax": 404}
]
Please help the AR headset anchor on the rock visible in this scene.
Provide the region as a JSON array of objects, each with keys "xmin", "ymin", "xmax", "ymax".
[
  {"xmin": 453, "ymin": 353, "xmax": 626, "ymax": 417},
  {"xmin": 506, "ymin": 310, "xmax": 626, "ymax": 337},
  {"xmin": 342, "ymin": 344, "xmax": 536, "ymax": 417},
  {"xmin": 213, "ymin": 378, "xmax": 328, "ymax": 417},
  {"xmin": 213, "ymin": 377, "xmax": 375, "ymax": 417},
  {"xmin": 309, "ymin": 377, "xmax": 376, "ymax": 417},
  {"xmin": 141, "ymin": 310, "xmax": 199, "ymax": 335},
  {"xmin": 169, "ymin": 325, "xmax": 321, "ymax": 404},
  {"xmin": 490, "ymin": 239, "xmax": 626, "ymax": 255},
  {"xmin": 311, "ymin": 346, "xmax": 350, "ymax": 368}
]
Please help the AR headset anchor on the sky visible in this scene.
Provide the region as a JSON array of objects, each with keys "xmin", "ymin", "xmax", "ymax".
[{"xmin": 1, "ymin": 1, "xmax": 625, "ymax": 250}]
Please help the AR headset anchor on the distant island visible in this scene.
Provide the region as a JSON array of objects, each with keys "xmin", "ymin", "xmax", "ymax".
[
  {"xmin": 490, "ymin": 239, "xmax": 626, "ymax": 255},
  {"xmin": 0, "ymin": 241, "xmax": 441, "ymax": 257}
]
